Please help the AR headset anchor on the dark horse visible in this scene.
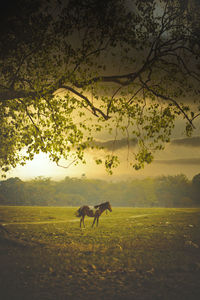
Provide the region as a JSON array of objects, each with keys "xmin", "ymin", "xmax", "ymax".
[{"xmin": 75, "ymin": 201, "xmax": 112, "ymax": 228}]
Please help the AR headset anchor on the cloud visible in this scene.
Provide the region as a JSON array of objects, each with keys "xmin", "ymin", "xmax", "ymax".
[
  {"xmin": 94, "ymin": 135, "xmax": 200, "ymax": 151},
  {"xmin": 155, "ymin": 158, "xmax": 200, "ymax": 165},
  {"xmin": 92, "ymin": 138, "xmax": 137, "ymax": 151},
  {"xmin": 171, "ymin": 136, "xmax": 200, "ymax": 147}
]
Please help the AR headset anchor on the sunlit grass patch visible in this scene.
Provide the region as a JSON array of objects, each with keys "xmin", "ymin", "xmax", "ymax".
[{"xmin": 0, "ymin": 207, "xmax": 200, "ymax": 300}]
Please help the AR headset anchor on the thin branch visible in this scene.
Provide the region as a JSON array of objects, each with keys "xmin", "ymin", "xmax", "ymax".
[
  {"xmin": 60, "ymin": 84, "xmax": 110, "ymax": 120},
  {"xmin": 106, "ymin": 86, "xmax": 122, "ymax": 117},
  {"xmin": 68, "ymin": 39, "xmax": 110, "ymax": 79},
  {"xmin": 139, "ymin": 75, "xmax": 195, "ymax": 128},
  {"xmin": 56, "ymin": 158, "xmax": 78, "ymax": 169},
  {"xmin": 127, "ymin": 86, "xmax": 144, "ymax": 105},
  {"xmin": 191, "ymin": 113, "xmax": 200, "ymax": 122},
  {"xmin": 15, "ymin": 99, "xmax": 45, "ymax": 143}
]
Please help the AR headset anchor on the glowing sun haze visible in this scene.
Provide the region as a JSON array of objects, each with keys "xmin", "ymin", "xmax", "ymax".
[
  {"xmin": 7, "ymin": 134, "xmax": 200, "ymax": 181},
  {"xmin": 2, "ymin": 1, "xmax": 200, "ymax": 182}
]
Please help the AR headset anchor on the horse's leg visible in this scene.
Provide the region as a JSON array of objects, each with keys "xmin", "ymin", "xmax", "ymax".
[
  {"xmin": 80, "ymin": 217, "xmax": 82, "ymax": 228},
  {"xmin": 96, "ymin": 217, "xmax": 99, "ymax": 227},
  {"xmin": 83, "ymin": 215, "xmax": 85, "ymax": 228},
  {"xmin": 92, "ymin": 217, "xmax": 96, "ymax": 227}
]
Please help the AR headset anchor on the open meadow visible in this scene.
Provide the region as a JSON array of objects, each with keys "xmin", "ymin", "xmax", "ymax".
[{"xmin": 0, "ymin": 206, "xmax": 200, "ymax": 300}]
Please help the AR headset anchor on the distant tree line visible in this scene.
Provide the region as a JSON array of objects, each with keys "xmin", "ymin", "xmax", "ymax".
[{"xmin": 0, "ymin": 174, "xmax": 200, "ymax": 207}]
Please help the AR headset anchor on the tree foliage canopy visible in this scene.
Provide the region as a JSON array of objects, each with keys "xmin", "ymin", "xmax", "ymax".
[{"xmin": 0, "ymin": 0, "xmax": 200, "ymax": 176}]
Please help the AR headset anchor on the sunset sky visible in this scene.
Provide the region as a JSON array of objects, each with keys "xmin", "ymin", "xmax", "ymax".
[
  {"xmin": 2, "ymin": 0, "xmax": 200, "ymax": 182},
  {"xmin": 7, "ymin": 117, "xmax": 200, "ymax": 181}
]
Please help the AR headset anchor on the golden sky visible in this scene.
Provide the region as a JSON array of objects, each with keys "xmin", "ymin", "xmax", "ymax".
[{"xmin": 7, "ymin": 129, "xmax": 200, "ymax": 181}]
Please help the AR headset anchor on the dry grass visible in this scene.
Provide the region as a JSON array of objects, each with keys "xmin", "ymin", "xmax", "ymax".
[{"xmin": 0, "ymin": 206, "xmax": 200, "ymax": 300}]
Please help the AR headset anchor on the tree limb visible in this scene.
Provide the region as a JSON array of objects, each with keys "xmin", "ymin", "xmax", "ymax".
[{"xmin": 139, "ymin": 75, "xmax": 195, "ymax": 128}]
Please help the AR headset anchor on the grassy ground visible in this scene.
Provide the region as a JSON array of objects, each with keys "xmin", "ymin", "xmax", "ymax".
[{"xmin": 0, "ymin": 206, "xmax": 200, "ymax": 300}]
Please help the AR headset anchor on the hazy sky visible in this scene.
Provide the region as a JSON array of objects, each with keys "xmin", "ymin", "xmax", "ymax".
[
  {"xmin": 7, "ymin": 118, "xmax": 200, "ymax": 181},
  {"xmin": 2, "ymin": 0, "xmax": 200, "ymax": 182}
]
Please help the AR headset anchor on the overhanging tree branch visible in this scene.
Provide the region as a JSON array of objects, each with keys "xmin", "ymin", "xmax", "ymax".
[
  {"xmin": 1, "ymin": 0, "xmax": 200, "ymax": 176},
  {"xmin": 59, "ymin": 85, "xmax": 110, "ymax": 120},
  {"xmin": 139, "ymin": 75, "xmax": 195, "ymax": 128}
]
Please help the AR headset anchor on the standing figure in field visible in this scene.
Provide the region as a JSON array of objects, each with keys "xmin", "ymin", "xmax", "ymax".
[{"xmin": 75, "ymin": 201, "xmax": 112, "ymax": 228}]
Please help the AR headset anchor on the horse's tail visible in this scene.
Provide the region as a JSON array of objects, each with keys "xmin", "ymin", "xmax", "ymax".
[{"xmin": 75, "ymin": 207, "xmax": 82, "ymax": 217}]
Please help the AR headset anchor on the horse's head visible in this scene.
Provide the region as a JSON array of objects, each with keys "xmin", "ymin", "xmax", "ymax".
[{"xmin": 106, "ymin": 201, "xmax": 112, "ymax": 212}]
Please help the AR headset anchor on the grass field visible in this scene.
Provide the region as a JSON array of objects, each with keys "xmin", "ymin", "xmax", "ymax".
[{"xmin": 0, "ymin": 206, "xmax": 200, "ymax": 300}]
